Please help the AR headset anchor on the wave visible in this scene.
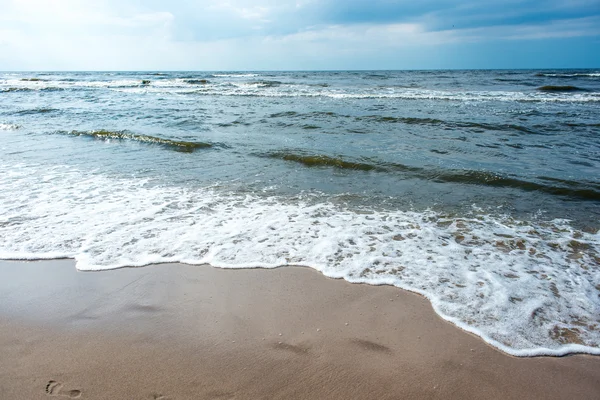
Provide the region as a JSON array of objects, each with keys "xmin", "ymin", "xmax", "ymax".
[
  {"xmin": 211, "ymin": 73, "xmax": 259, "ymax": 78},
  {"xmin": 1, "ymin": 79, "xmax": 152, "ymax": 91},
  {"xmin": 537, "ymin": 86, "xmax": 588, "ymax": 92},
  {"xmin": 1, "ymin": 87, "xmax": 35, "ymax": 93},
  {"xmin": 359, "ymin": 115, "xmax": 538, "ymax": 134},
  {"xmin": 564, "ymin": 122, "xmax": 600, "ymax": 128},
  {"xmin": 267, "ymin": 112, "xmax": 539, "ymax": 134},
  {"xmin": 15, "ymin": 108, "xmax": 58, "ymax": 115},
  {"xmin": 216, "ymin": 120, "xmax": 250, "ymax": 127},
  {"xmin": 1, "ymin": 163, "xmax": 599, "ymax": 356},
  {"xmin": 362, "ymin": 74, "xmax": 390, "ymax": 80},
  {"xmin": 360, "ymin": 115, "xmax": 444, "ymax": 125},
  {"xmin": 1, "ymin": 87, "xmax": 65, "ymax": 93},
  {"xmin": 432, "ymin": 170, "xmax": 600, "ymax": 200},
  {"xmin": 269, "ymin": 111, "xmax": 299, "ymax": 118},
  {"xmin": 184, "ymin": 79, "xmax": 210, "ymax": 85},
  {"xmin": 181, "ymin": 89, "xmax": 599, "ymax": 103},
  {"xmin": 266, "ymin": 152, "xmax": 380, "ymax": 171},
  {"xmin": 2, "ymin": 78, "xmax": 599, "ymax": 102},
  {"xmin": 0, "ymin": 123, "xmax": 20, "ymax": 130},
  {"xmin": 270, "ymin": 111, "xmax": 342, "ymax": 118},
  {"xmin": 535, "ymin": 72, "xmax": 600, "ymax": 78},
  {"xmin": 264, "ymin": 151, "xmax": 600, "ymax": 200},
  {"xmin": 266, "ymin": 112, "xmax": 584, "ymax": 134},
  {"xmin": 59, "ymin": 130, "xmax": 213, "ymax": 152},
  {"xmin": 248, "ymin": 80, "xmax": 283, "ymax": 87},
  {"xmin": 494, "ymin": 78, "xmax": 524, "ymax": 82}
]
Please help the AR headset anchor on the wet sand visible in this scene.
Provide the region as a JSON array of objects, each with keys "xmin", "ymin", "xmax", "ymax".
[{"xmin": 0, "ymin": 259, "xmax": 599, "ymax": 399}]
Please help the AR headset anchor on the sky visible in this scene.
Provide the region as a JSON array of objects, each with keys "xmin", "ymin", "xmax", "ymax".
[{"xmin": 0, "ymin": 0, "xmax": 598, "ymax": 70}]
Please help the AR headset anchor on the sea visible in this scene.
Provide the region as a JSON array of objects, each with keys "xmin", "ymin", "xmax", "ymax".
[{"xmin": 0, "ymin": 70, "xmax": 599, "ymax": 356}]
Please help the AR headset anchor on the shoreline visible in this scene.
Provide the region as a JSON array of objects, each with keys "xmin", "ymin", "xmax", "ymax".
[
  {"xmin": 1, "ymin": 259, "xmax": 600, "ymax": 399},
  {"xmin": 2, "ymin": 256, "xmax": 598, "ymax": 358}
]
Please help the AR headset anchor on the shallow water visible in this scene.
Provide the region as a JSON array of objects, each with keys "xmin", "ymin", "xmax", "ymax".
[{"xmin": 1, "ymin": 70, "xmax": 599, "ymax": 356}]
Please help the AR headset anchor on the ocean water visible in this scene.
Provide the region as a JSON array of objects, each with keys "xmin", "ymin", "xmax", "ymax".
[{"xmin": 1, "ymin": 70, "xmax": 599, "ymax": 356}]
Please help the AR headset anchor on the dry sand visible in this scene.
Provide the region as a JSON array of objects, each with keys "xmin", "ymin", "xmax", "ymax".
[{"xmin": 0, "ymin": 259, "xmax": 599, "ymax": 400}]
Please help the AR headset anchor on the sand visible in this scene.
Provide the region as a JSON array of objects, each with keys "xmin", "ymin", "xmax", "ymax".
[{"xmin": 0, "ymin": 259, "xmax": 599, "ymax": 400}]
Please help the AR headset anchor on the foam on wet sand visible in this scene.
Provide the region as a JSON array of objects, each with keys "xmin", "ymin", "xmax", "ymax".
[{"xmin": 1, "ymin": 163, "xmax": 599, "ymax": 355}]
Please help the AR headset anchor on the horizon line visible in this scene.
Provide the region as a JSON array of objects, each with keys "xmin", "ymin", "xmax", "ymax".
[{"xmin": 2, "ymin": 67, "xmax": 599, "ymax": 73}]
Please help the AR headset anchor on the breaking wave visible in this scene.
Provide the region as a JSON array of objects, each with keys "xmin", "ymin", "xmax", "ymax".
[
  {"xmin": 537, "ymin": 86, "xmax": 588, "ymax": 92},
  {"xmin": 264, "ymin": 151, "xmax": 600, "ymax": 200},
  {"xmin": 59, "ymin": 130, "xmax": 213, "ymax": 152},
  {"xmin": 0, "ymin": 123, "xmax": 20, "ymax": 130},
  {"xmin": 0, "ymin": 163, "xmax": 599, "ymax": 356}
]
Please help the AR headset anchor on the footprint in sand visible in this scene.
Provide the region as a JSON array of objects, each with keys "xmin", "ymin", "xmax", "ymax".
[
  {"xmin": 45, "ymin": 381, "xmax": 82, "ymax": 398},
  {"xmin": 148, "ymin": 394, "xmax": 170, "ymax": 400}
]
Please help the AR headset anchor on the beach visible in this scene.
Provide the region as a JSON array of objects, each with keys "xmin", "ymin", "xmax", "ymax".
[
  {"xmin": 1, "ymin": 0, "xmax": 599, "ymax": 395},
  {"xmin": 2, "ymin": 70, "xmax": 600, "ymax": 356},
  {"xmin": 1, "ymin": 259, "xmax": 599, "ymax": 400},
  {"xmin": 1, "ymin": 69, "xmax": 599, "ymax": 397}
]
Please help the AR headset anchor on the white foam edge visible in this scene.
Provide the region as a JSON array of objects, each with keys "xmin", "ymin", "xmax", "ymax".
[{"xmin": 0, "ymin": 123, "xmax": 20, "ymax": 130}]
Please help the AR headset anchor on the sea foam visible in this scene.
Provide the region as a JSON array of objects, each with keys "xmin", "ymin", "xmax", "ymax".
[
  {"xmin": 0, "ymin": 123, "xmax": 20, "ymax": 130},
  {"xmin": 2, "ymin": 77, "xmax": 599, "ymax": 103},
  {"xmin": 1, "ymin": 163, "xmax": 599, "ymax": 357}
]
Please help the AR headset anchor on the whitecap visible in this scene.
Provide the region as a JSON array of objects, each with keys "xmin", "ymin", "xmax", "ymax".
[{"xmin": 0, "ymin": 123, "xmax": 20, "ymax": 130}]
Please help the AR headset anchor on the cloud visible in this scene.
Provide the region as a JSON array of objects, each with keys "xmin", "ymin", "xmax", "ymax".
[
  {"xmin": 434, "ymin": 16, "xmax": 600, "ymax": 42},
  {"xmin": 0, "ymin": 0, "xmax": 597, "ymax": 70}
]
